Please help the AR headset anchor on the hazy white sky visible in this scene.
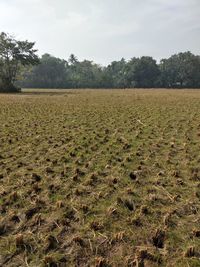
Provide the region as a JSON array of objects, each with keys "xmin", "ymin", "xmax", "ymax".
[{"xmin": 0, "ymin": 0, "xmax": 199, "ymax": 65}]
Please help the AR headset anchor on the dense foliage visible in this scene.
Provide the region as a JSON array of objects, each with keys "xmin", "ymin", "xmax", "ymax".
[
  {"xmin": 1, "ymin": 32, "xmax": 200, "ymax": 90},
  {"xmin": 0, "ymin": 32, "xmax": 39, "ymax": 92},
  {"xmin": 19, "ymin": 51, "xmax": 200, "ymax": 89}
]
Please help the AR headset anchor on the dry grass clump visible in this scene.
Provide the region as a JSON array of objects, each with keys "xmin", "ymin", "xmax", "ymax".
[
  {"xmin": 184, "ymin": 246, "xmax": 197, "ymax": 257},
  {"xmin": 15, "ymin": 234, "xmax": 25, "ymax": 249},
  {"xmin": 90, "ymin": 221, "xmax": 104, "ymax": 231},
  {"xmin": 45, "ymin": 235, "xmax": 59, "ymax": 252},
  {"xmin": 32, "ymin": 173, "xmax": 42, "ymax": 182},
  {"xmin": 94, "ymin": 257, "xmax": 110, "ymax": 267},
  {"xmin": 152, "ymin": 229, "xmax": 166, "ymax": 248},
  {"xmin": 117, "ymin": 197, "xmax": 136, "ymax": 211}
]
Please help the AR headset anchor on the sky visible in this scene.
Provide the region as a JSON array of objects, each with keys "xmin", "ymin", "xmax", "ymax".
[{"xmin": 0, "ymin": 0, "xmax": 199, "ymax": 65}]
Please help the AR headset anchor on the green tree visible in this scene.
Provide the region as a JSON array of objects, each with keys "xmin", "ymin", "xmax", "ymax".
[
  {"xmin": 126, "ymin": 57, "xmax": 160, "ymax": 88},
  {"xmin": 67, "ymin": 56, "xmax": 106, "ymax": 88},
  {"xmin": 70, "ymin": 60, "xmax": 104, "ymax": 88},
  {"xmin": 106, "ymin": 58, "xmax": 128, "ymax": 88},
  {"xmin": 20, "ymin": 54, "xmax": 68, "ymax": 88},
  {"xmin": 159, "ymin": 52, "xmax": 200, "ymax": 88},
  {"xmin": 68, "ymin": 54, "xmax": 78, "ymax": 65},
  {"xmin": 0, "ymin": 32, "xmax": 39, "ymax": 92}
]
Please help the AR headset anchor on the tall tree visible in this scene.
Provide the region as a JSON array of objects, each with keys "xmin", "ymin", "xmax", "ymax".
[
  {"xmin": 159, "ymin": 52, "xmax": 200, "ymax": 88},
  {"xmin": 126, "ymin": 57, "xmax": 160, "ymax": 88},
  {"xmin": 0, "ymin": 32, "xmax": 39, "ymax": 92},
  {"xmin": 21, "ymin": 54, "xmax": 68, "ymax": 88},
  {"xmin": 68, "ymin": 54, "xmax": 78, "ymax": 65},
  {"xmin": 106, "ymin": 58, "xmax": 128, "ymax": 88}
]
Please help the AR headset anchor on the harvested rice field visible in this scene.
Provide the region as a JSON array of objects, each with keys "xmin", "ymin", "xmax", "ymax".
[{"xmin": 0, "ymin": 89, "xmax": 200, "ymax": 267}]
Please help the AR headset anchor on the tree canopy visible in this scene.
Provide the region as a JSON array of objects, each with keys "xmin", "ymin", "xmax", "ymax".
[
  {"xmin": 0, "ymin": 32, "xmax": 39, "ymax": 92},
  {"xmin": 159, "ymin": 52, "xmax": 200, "ymax": 88}
]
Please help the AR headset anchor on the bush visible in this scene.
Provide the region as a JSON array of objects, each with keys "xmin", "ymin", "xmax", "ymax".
[{"xmin": 0, "ymin": 82, "xmax": 21, "ymax": 93}]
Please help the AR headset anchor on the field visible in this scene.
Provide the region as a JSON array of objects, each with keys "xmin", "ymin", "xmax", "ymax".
[{"xmin": 0, "ymin": 89, "xmax": 200, "ymax": 267}]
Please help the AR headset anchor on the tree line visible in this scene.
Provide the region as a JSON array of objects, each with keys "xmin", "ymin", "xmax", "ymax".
[
  {"xmin": 1, "ymin": 32, "xmax": 200, "ymax": 92},
  {"xmin": 19, "ymin": 52, "xmax": 200, "ymax": 89}
]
